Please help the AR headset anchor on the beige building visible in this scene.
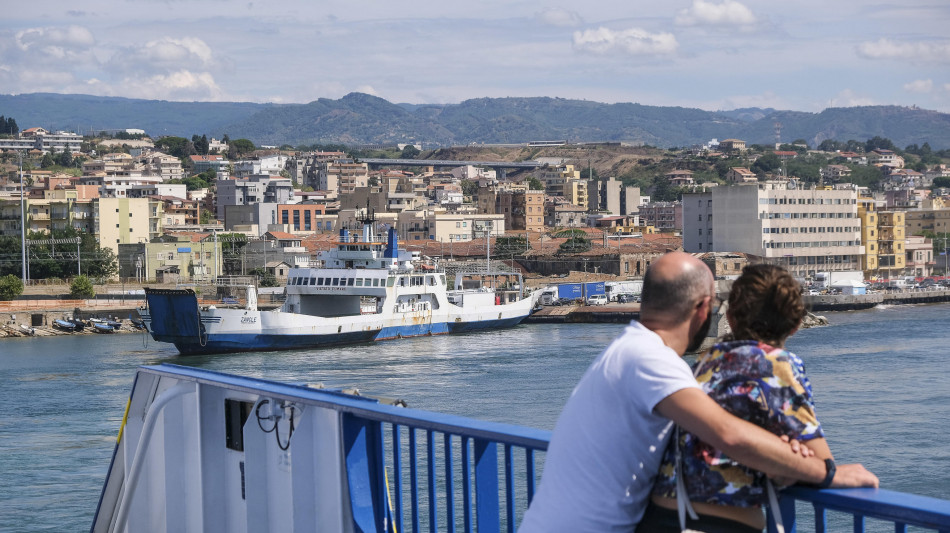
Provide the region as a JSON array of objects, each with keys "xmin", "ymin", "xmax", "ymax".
[
  {"xmin": 539, "ymin": 164, "xmax": 589, "ymax": 209},
  {"xmin": 904, "ymin": 235, "xmax": 933, "ymax": 277},
  {"xmin": 117, "ymin": 235, "xmax": 223, "ymax": 282},
  {"xmin": 726, "ymin": 167, "xmax": 757, "ymax": 184},
  {"xmin": 683, "ymin": 181, "xmax": 864, "ymax": 279},
  {"xmin": 95, "ymin": 197, "xmax": 161, "ymax": 255},
  {"xmin": 905, "ymin": 207, "xmax": 950, "ymax": 236}
]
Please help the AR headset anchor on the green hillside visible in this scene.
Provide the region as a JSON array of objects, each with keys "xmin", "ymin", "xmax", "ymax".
[{"xmin": 3, "ymin": 93, "xmax": 949, "ymax": 149}]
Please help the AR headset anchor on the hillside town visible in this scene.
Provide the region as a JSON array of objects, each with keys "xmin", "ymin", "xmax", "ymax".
[{"xmin": 1, "ymin": 122, "xmax": 950, "ymax": 297}]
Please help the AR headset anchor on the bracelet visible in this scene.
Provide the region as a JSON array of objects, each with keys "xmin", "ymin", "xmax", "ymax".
[{"xmin": 813, "ymin": 458, "xmax": 836, "ymax": 489}]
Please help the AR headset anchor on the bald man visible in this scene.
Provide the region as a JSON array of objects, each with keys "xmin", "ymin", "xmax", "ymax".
[{"xmin": 519, "ymin": 252, "xmax": 876, "ymax": 532}]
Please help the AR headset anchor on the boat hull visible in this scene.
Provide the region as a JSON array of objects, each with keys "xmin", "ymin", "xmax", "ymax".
[{"xmin": 142, "ymin": 288, "xmax": 535, "ymax": 355}]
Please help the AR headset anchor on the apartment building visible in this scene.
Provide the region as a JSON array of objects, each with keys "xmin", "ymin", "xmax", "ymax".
[
  {"xmin": 637, "ymin": 201, "xmax": 682, "ymax": 232},
  {"xmin": 95, "ymin": 197, "xmax": 158, "ymax": 255},
  {"xmin": 476, "ymin": 184, "xmax": 545, "ymax": 234},
  {"xmin": 216, "ymin": 176, "xmax": 295, "ymax": 219},
  {"xmin": 683, "ymin": 181, "xmax": 864, "ymax": 279},
  {"xmin": 905, "ymin": 207, "xmax": 950, "ymax": 235},
  {"xmin": 539, "ymin": 164, "xmax": 589, "ymax": 209},
  {"xmin": 590, "ymin": 177, "xmax": 640, "ymax": 216},
  {"xmin": 313, "ymin": 159, "xmax": 369, "ymax": 194}
]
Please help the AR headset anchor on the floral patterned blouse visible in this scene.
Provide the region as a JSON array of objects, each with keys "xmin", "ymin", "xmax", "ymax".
[{"xmin": 651, "ymin": 340, "xmax": 824, "ymax": 507}]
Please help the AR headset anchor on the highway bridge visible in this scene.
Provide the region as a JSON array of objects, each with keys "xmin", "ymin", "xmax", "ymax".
[{"xmin": 359, "ymin": 158, "xmax": 545, "ymax": 170}]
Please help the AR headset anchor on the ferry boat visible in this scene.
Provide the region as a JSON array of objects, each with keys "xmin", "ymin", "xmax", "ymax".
[{"xmin": 139, "ymin": 219, "xmax": 538, "ymax": 355}]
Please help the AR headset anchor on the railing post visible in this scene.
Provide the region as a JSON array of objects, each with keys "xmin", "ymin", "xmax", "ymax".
[
  {"xmin": 771, "ymin": 491, "xmax": 798, "ymax": 533},
  {"xmin": 342, "ymin": 413, "xmax": 388, "ymax": 533},
  {"xmin": 474, "ymin": 439, "xmax": 500, "ymax": 533}
]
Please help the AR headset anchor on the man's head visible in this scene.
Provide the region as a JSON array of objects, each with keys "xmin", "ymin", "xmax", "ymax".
[{"xmin": 640, "ymin": 252, "xmax": 715, "ymax": 354}]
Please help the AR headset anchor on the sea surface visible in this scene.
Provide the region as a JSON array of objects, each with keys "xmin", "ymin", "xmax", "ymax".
[{"xmin": 1, "ymin": 303, "xmax": 948, "ymax": 531}]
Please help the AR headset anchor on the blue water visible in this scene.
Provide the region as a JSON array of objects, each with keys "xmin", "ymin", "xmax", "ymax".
[{"xmin": 1, "ymin": 304, "xmax": 948, "ymax": 531}]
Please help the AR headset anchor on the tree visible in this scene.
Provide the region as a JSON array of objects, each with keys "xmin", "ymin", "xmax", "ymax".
[
  {"xmin": 194, "ymin": 134, "xmax": 210, "ymax": 155},
  {"xmin": 250, "ymin": 267, "xmax": 279, "ymax": 287},
  {"xmin": 494, "ymin": 236, "xmax": 528, "ymax": 257},
  {"xmin": 154, "ymin": 136, "xmax": 190, "ymax": 158},
  {"xmin": 41, "ymin": 152, "xmax": 55, "ymax": 168},
  {"xmin": 69, "ymin": 275, "xmax": 96, "ymax": 299},
  {"xmin": 752, "ymin": 153, "xmax": 781, "ymax": 175},
  {"xmin": 0, "ymin": 274, "xmax": 23, "ymax": 300},
  {"xmin": 460, "ymin": 179, "xmax": 478, "ymax": 197},
  {"xmin": 558, "ymin": 234, "xmax": 592, "ymax": 254},
  {"xmin": 865, "ymin": 136, "xmax": 897, "ymax": 153},
  {"xmin": 400, "ymin": 144, "xmax": 421, "ymax": 159},
  {"xmin": 229, "ymin": 138, "xmax": 255, "ymax": 158},
  {"xmin": 526, "ymin": 176, "xmax": 544, "ymax": 190}
]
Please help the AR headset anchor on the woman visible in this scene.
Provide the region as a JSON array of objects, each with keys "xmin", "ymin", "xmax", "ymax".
[{"xmin": 638, "ymin": 264, "xmax": 832, "ymax": 532}]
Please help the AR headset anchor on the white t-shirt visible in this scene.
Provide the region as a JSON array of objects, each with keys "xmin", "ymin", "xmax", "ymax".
[{"xmin": 519, "ymin": 321, "xmax": 699, "ymax": 532}]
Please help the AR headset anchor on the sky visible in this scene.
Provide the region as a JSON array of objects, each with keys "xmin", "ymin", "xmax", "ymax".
[{"xmin": 2, "ymin": 1, "xmax": 950, "ymax": 113}]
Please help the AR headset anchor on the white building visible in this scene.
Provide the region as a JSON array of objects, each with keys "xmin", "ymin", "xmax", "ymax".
[{"xmin": 683, "ymin": 181, "xmax": 864, "ymax": 278}]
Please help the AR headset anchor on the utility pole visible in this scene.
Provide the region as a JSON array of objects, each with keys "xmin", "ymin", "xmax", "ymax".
[{"xmin": 18, "ymin": 151, "xmax": 27, "ymax": 285}]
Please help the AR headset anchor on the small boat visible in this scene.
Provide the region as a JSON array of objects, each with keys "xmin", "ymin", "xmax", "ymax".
[
  {"xmin": 68, "ymin": 318, "xmax": 86, "ymax": 332},
  {"xmin": 130, "ymin": 317, "xmax": 147, "ymax": 330},
  {"xmin": 19, "ymin": 324, "xmax": 35, "ymax": 336},
  {"xmin": 92, "ymin": 322, "xmax": 115, "ymax": 334},
  {"xmin": 53, "ymin": 319, "xmax": 77, "ymax": 332},
  {"xmin": 91, "ymin": 317, "xmax": 121, "ymax": 330}
]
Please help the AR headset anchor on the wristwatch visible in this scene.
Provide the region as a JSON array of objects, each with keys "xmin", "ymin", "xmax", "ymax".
[{"xmin": 814, "ymin": 458, "xmax": 836, "ymax": 489}]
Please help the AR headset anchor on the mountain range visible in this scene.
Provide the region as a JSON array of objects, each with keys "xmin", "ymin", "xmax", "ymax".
[{"xmin": 3, "ymin": 92, "xmax": 949, "ymax": 150}]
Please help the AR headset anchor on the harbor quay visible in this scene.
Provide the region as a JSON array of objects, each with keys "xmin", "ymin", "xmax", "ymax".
[{"xmin": 5, "ymin": 285, "xmax": 950, "ymax": 338}]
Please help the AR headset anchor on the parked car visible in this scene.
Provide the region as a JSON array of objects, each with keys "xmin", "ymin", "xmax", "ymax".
[
  {"xmin": 586, "ymin": 294, "xmax": 608, "ymax": 306},
  {"xmin": 617, "ymin": 293, "xmax": 639, "ymax": 303}
]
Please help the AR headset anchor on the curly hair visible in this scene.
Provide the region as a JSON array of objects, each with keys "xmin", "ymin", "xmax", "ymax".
[{"xmin": 726, "ymin": 263, "xmax": 806, "ymax": 346}]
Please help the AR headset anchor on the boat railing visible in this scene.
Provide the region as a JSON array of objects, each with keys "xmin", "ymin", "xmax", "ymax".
[{"xmin": 102, "ymin": 365, "xmax": 950, "ymax": 533}]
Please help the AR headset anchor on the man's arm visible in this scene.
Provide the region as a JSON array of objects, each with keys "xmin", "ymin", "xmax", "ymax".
[{"xmin": 656, "ymin": 388, "xmax": 878, "ymax": 488}]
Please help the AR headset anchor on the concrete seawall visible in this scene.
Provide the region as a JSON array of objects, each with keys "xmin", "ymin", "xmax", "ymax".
[{"xmin": 526, "ymin": 289, "xmax": 950, "ymax": 324}]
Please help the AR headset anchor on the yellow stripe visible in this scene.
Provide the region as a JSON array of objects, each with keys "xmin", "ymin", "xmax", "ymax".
[{"xmin": 116, "ymin": 397, "xmax": 131, "ymax": 444}]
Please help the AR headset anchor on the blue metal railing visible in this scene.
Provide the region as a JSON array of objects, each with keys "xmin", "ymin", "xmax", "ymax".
[{"xmin": 143, "ymin": 365, "xmax": 950, "ymax": 533}]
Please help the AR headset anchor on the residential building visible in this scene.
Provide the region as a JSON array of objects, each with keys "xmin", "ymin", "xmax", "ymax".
[
  {"xmin": 545, "ymin": 200, "xmax": 587, "ymax": 228},
  {"xmin": 216, "ymin": 176, "xmax": 295, "ymax": 220},
  {"xmin": 189, "ymin": 155, "xmax": 230, "ymax": 180},
  {"xmin": 726, "ymin": 167, "xmax": 758, "ymax": 184},
  {"xmin": 683, "ymin": 181, "xmax": 864, "ymax": 279},
  {"xmin": 637, "ymin": 201, "xmax": 682, "ymax": 232},
  {"xmin": 719, "ymin": 139, "xmax": 747, "ymax": 153},
  {"xmin": 875, "ymin": 210, "xmax": 907, "ymax": 278},
  {"xmin": 95, "ymin": 197, "xmax": 158, "ymax": 255},
  {"xmin": 905, "ymin": 207, "xmax": 950, "ymax": 236},
  {"xmin": 857, "ymin": 196, "xmax": 881, "ymax": 275},
  {"xmin": 117, "ymin": 234, "xmax": 223, "ymax": 282},
  {"xmin": 869, "ymin": 149, "xmax": 905, "ymax": 169},
  {"xmin": 820, "ymin": 164, "xmax": 852, "ymax": 184},
  {"xmin": 313, "ymin": 159, "xmax": 369, "ymax": 194},
  {"xmin": 665, "ymin": 170, "xmax": 694, "ymax": 186},
  {"xmin": 904, "ymin": 235, "xmax": 933, "ymax": 278},
  {"xmin": 232, "ymin": 154, "xmax": 288, "ymax": 178},
  {"xmin": 591, "ymin": 177, "xmax": 640, "ymax": 216},
  {"xmin": 539, "ymin": 164, "xmax": 589, "ymax": 209},
  {"xmin": 277, "ymin": 203, "xmax": 328, "ymax": 233}
]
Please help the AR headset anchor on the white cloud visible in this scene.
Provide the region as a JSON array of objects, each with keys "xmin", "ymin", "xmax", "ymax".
[
  {"xmin": 536, "ymin": 8, "xmax": 583, "ymax": 27},
  {"xmin": 675, "ymin": 0, "xmax": 757, "ymax": 27},
  {"xmin": 573, "ymin": 27, "xmax": 678, "ymax": 56},
  {"xmin": 857, "ymin": 39, "xmax": 950, "ymax": 62},
  {"xmin": 135, "ymin": 37, "xmax": 215, "ymax": 68},
  {"xmin": 119, "ymin": 70, "xmax": 224, "ymax": 101},
  {"xmin": 903, "ymin": 79, "xmax": 933, "ymax": 93},
  {"xmin": 12, "ymin": 25, "xmax": 97, "ymax": 65}
]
